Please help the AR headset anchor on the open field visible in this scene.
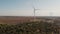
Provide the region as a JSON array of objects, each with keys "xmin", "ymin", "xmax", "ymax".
[
  {"xmin": 0, "ymin": 16, "xmax": 34, "ymax": 24},
  {"xmin": 0, "ymin": 16, "xmax": 60, "ymax": 24},
  {"xmin": 0, "ymin": 16, "xmax": 60, "ymax": 34}
]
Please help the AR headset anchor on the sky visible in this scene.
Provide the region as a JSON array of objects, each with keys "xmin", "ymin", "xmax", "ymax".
[{"xmin": 0, "ymin": 0, "xmax": 60, "ymax": 16}]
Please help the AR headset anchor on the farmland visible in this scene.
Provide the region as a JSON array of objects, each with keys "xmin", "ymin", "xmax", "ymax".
[
  {"xmin": 0, "ymin": 16, "xmax": 60, "ymax": 34},
  {"xmin": 0, "ymin": 16, "xmax": 59, "ymax": 24}
]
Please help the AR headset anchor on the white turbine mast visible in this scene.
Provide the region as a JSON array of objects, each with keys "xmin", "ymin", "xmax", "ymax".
[
  {"xmin": 32, "ymin": 5, "xmax": 40, "ymax": 22},
  {"xmin": 32, "ymin": 0, "xmax": 55, "ymax": 22}
]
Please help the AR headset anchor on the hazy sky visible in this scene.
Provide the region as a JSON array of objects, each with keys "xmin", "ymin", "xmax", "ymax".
[{"xmin": 0, "ymin": 0, "xmax": 60, "ymax": 16}]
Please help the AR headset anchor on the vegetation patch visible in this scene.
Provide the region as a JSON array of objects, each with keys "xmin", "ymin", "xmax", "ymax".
[{"xmin": 0, "ymin": 21, "xmax": 59, "ymax": 34}]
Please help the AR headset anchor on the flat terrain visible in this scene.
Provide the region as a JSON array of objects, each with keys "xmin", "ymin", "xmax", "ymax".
[
  {"xmin": 0, "ymin": 16, "xmax": 60, "ymax": 34},
  {"xmin": 0, "ymin": 16, "xmax": 33, "ymax": 24},
  {"xmin": 0, "ymin": 16, "xmax": 60, "ymax": 24}
]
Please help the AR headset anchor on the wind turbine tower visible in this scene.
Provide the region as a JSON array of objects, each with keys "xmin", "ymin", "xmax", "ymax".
[
  {"xmin": 32, "ymin": 0, "xmax": 40, "ymax": 22},
  {"xmin": 33, "ymin": 6, "xmax": 40, "ymax": 22}
]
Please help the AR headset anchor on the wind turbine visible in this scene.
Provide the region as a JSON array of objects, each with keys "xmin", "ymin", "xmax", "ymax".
[
  {"xmin": 32, "ymin": 0, "xmax": 41, "ymax": 22},
  {"xmin": 49, "ymin": 10, "xmax": 54, "ymax": 18},
  {"xmin": 50, "ymin": 11, "xmax": 53, "ymax": 17},
  {"xmin": 32, "ymin": 6, "xmax": 40, "ymax": 22}
]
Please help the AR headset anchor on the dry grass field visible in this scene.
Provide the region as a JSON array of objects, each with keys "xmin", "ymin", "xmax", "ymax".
[
  {"xmin": 0, "ymin": 16, "xmax": 60, "ymax": 34},
  {"xmin": 0, "ymin": 16, "xmax": 60, "ymax": 24},
  {"xmin": 0, "ymin": 16, "xmax": 35, "ymax": 24}
]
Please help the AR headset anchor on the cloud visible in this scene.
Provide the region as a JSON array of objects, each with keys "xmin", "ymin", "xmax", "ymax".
[
  {"xmin": 0, "ymin": 9, "xmax": 60, "ymax": 16},
  {"xmin": 0, "ymin": 9, "xmax": 33, "ymax": 16},
  {"xmin": 0, "ymin": 0, "xmax": 60, "ymax": 16}
]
